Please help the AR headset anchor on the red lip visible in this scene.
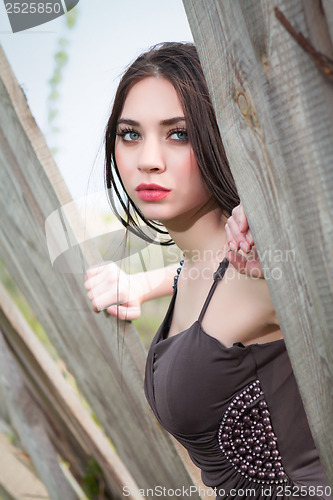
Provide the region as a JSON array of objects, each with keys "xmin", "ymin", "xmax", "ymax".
[
  {"xmin": 135, "ymin": 183, "xmax": 171, "ymax": 201},
  {"xmin": 136, "ymin": 183, "xmax": 170, "ymax": 191}
]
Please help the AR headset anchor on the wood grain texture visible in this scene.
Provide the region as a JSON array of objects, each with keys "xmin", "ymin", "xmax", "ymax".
[
  {"xmin": 0, "ymin": 332, "xmax": 77, "ymax": 500},
  {"xmin": 0, "ymin": 282, "xmax": 143, "ymax": 500},
  {"xmin": 183, "ymin": 0, "xmax": 333, "ymax": 486},
  {"xmin": 0, "ymin": 433, "xmax": 50, "ymax": 500},
  {"xmin": 0, "ymin": 47, "xmax": 201, "ymax": 498}
]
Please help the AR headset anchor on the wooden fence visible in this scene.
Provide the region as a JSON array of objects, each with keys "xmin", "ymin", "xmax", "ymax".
[{"xmin": 183, "ymin": 0, "xmax": 333, "ymax": 487}]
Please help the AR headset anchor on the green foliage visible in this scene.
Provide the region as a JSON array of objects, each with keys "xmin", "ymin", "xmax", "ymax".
[
  {"xmin": 65, "ymin": 7, "xmax": 79, "ymax": 29},
  {"xmin": 82, "ymin": 458, "xmax": 105, "ymax": 500}
]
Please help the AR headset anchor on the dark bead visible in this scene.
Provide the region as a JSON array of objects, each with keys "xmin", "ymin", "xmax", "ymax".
[
  {"xmin": 180, "ymin": 259, "xmax": 184, "ymax": 265},
  {"xmin": 176, "ymin": 267, "xmax": 181, "ymax": 274},
  {"xmin": 218, "ymin": 379, "xmax": 287, "ymax": 485}
]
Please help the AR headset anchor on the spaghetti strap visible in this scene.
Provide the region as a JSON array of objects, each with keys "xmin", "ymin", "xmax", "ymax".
[{"xmin": 198, "ymin": 257, "xmax": 230, "ymax": 324}]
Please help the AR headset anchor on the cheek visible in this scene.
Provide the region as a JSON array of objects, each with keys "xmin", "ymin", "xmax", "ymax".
[{"xmin": 115, "ymin": 148, "xmax": 131, "ymax": 177}]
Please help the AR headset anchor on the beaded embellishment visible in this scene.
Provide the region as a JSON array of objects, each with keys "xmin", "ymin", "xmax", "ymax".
[
  {"xmin": 218, "ymin": 380, "xmax": 288, "ymax": 484},
  {"xmin": 172, "ymin": 259, "xmax": 184, "ymax": 290}
]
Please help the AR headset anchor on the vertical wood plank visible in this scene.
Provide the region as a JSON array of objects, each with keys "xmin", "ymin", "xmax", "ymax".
[{"xmin": 183, "ymin": 0, "xmax": 333, "ymax": 485}]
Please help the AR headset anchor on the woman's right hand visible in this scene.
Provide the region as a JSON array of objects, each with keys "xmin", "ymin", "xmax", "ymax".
[{"xmin": 84, "ymin": 262, "xmax": 143, "ymax": 320}]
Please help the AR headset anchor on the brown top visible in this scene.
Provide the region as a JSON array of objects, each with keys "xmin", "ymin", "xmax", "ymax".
[{"xmin": 144, "ymin": 258, "xmax": 331, "ymax": 500}]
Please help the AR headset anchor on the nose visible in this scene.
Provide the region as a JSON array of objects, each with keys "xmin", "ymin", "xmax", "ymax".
[{"xmin": 137, "ymin": 135, "xmax": 166, "ymax": 173}]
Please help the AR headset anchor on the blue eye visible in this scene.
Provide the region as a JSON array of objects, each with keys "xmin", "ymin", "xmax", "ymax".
[
  {"xmin": 116, "ymin": 129, "xmax": 140, "ymax": 141},
  {"xmin": 169, "ymin": 129, "xmax": 188, "ymax": 141}
]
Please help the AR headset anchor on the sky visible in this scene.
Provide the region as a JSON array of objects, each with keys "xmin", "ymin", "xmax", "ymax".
[{"xmin": 0, "ymin": 0, "xmax": 193, "ymax": 206}]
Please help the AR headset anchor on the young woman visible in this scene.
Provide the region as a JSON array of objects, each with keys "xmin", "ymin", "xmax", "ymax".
[{"xmin": 85, "ymin": 42, "xmax": 330, "ymax": 500}]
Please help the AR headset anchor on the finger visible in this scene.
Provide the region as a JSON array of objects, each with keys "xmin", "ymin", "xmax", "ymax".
[
  {"xmin": 84, "ymin": 264, "xmax": 107, "ymax": 281},
  {"xmin": 85, "ymin": 271, "xmax": 109, "ymax": 291},
  {"xmin": 245, "ymin": 228, "xmax": 254, "ymax": 246},
  {"xmin": 225, "ymin": 250, "xmax": 247, "ymax": 274},
  {"xmin": 106, "ymin": 304, "xmax": 141, "ymax": 321},
  {"xmin": 90, "ymin": 290, "xmax": 125, "ymax": 313},
  {"xmin": 225, "ymin": 222, "xmax": 238, "ymax": 252},
  {"xmin": 85, "ymin": 265, "xmax": 121, "ymax": 291},
  {"xmin": 85, "ymin": 262, "xmax": 119, "ymax": 282},
  {"xmin": 227, "ymin": 217, "xmax": 250, "ymax": 252},
  {"xmin": 232, "ymin": 204, "xmax": 249, "ymax": 233}
]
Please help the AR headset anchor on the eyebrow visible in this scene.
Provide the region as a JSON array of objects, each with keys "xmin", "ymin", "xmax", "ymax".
[{"xmin": 117, "ymin": 117, "xmax": 186, "ymax": 127}]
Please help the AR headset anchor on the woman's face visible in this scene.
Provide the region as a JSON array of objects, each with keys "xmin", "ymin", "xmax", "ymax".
[{"xmin": 115, "ymin": 77, "xmax": 214, "ymax": 228}]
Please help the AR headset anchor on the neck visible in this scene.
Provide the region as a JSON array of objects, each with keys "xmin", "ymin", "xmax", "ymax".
[{"xmin": 165, "ymin": 206, "xmax": 229, "ymax": 267}]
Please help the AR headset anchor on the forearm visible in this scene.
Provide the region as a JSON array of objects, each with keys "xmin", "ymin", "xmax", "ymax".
[{"xmin": 136, "ymin": 265, "xmax": 176, "ymax": 304}]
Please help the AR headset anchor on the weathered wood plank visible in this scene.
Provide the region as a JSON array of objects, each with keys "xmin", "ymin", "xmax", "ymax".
[
  {"xmin": 0, "ymin": 46, "xmax": 201, "ymax": 498},
  {"xmin": 0, "ymin": 282, "xmax": 143, "ymax": 500},
  {"xmin": 183, "ymin": 0, "xmax": 333, "ymax": 486},
  {"xmin": 0, "ymin": 433, "xmax": 50, "ymax": 500},
  {"xmin": 0, "ymin": 331, "xmax": 77, "ymax": 500}
]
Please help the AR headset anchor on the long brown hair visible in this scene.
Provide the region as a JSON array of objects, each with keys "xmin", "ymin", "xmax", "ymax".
[{"xmin": 105, "ymin": 42, "xmax": 240, "ymax": 245}]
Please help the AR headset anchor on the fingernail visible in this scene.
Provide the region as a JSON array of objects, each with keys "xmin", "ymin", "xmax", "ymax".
[
  {"xmin": 229, "ymin": 241, "xmax": 237, "ymax": 252},
  {"xmin": 240, "ymin": 242, "xmax": 249, "ymax": 252}
]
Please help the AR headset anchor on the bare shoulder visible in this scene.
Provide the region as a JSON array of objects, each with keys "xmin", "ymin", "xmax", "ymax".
[
  {"xmin": 223, "ymin": 265, "xmax": 279, "ymax": 326},
  {"xmin": 200, "ymin": 265, "xmax": 281, "ymax": 347}
]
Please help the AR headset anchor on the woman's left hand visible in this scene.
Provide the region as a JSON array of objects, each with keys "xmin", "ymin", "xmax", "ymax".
[{"xmin": 225, "ymin": 204, "xmax": 264, "ymax": 279}]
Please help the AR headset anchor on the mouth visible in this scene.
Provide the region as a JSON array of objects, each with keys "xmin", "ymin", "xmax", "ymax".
[{"xmin": 135, "ymin": 183, "xmax": 171, "ymax": 201}]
